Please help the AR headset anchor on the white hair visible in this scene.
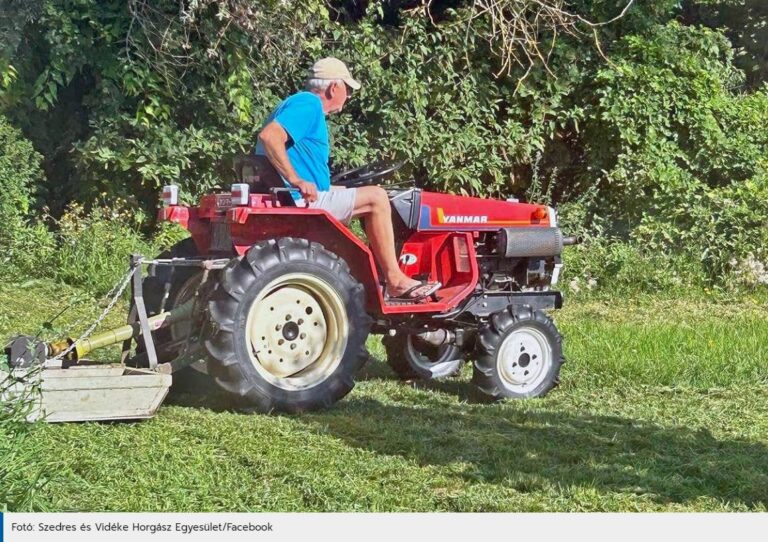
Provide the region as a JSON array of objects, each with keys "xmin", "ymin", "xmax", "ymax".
[{"xmin": 305, "ymin": 78, "xmax": 344, "ymax": 92}]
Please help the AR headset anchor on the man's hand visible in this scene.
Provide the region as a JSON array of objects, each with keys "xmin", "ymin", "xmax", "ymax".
[{"xmin": 295, "ymin": 180, "xmax": 318, "ymax": 202}]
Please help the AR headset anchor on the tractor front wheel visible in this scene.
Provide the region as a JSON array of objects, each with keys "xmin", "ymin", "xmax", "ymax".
[
  {"xmin": 204, "ymin": 238, "xmax": 371, "ymax": 413},
  {"xmin": 473, "ymin": 306, "xmax": 564, "ymax": 400}
]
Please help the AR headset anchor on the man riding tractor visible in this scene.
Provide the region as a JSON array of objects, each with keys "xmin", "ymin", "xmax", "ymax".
[
  {"xmin": 128, "ymin": 57, "xmax": 571, "ymax": 414},
  {"xmin": 255, "ymin": 57, "xmax": 440, "ymax": 302}
]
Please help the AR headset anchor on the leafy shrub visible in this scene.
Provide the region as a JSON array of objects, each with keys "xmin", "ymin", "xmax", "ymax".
[
  {"xmin": 562, "ymin": 239, "xmax": 708, "ymax": 298},
  {"xmin": 0, "ymin": 115, "xmax": 184, "ymax": 292},
  {"xmin": 51, "ymin": 201, "xmax": 154, "ymax": 294},
  {"xmin": 632, "ymin": 172, "xmax": 768, "ymax": 282},
  {"xmin": 152, "ymin": 221, "xmax": 191, "ymax": 253},
  {"xmin": 329, "ymin": 10, "xmax": 546, "ymax": 196},
  {"xmin": 0, "ymin": 221, "xmax": 56, "ymax": 281},
  {"xmin": 586, "ymin": 23, "xmax": 768, "ymax": 207},
  {"xmin": 2, "ymin": 2, "xmax": 767, "ymax": 295},
  {"xmin": 556, "ymin": 192, "xmax": 707, "ymax": 297},
  {"xmin": 0, "ymin": 116, "xmax": 37, "ymax": 220},
  {"xmin": 578, "ymin": 22, "xmax": 768, "ymax": 286},
  {"xmin": 4, "ymin": 1, "xmax": 570, "ymax": 204},
  {"xmin": 0, "ymin": 116, "xmax": 55, "ymax": 279}
]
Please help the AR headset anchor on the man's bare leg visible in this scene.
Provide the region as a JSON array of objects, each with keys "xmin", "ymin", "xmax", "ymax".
[{"xmin": 351, "ymin": 186, "xmax": 429, "ymax": 296}]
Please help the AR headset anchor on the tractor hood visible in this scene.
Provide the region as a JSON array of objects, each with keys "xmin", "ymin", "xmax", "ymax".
[{"xmin": 414, "ymin": 191, "xmax": 552, "ymax": 232}]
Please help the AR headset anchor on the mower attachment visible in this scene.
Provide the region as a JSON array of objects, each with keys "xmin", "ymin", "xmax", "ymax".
[
  {"xmin": 1, "ymin": 364, "xmax": 171, "ymax": 422},
  {"xmin": 0, "ymin": 254, "xmax": 221, "ymax": 423}
]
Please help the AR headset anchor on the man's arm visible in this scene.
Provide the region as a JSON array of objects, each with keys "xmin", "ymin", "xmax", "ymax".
[{"xmin": 257, "ymin": 121, "xmax": 318, "ymax": 202}]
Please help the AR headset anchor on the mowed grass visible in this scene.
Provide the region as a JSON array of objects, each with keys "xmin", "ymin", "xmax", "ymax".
[{"xmin": 1, "ymin": 279, "xmax": 767, "ymax": 511}]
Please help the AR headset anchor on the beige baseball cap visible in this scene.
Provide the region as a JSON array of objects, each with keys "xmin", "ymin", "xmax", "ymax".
[{"xmin": 308, "ymin": 57, "xmax": 361, "ymax": 90}]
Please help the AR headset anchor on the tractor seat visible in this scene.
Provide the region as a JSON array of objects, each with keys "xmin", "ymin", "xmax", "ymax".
[{"xmin": 234, "ymin": 154, "xmax": 296, "ymax": 206}]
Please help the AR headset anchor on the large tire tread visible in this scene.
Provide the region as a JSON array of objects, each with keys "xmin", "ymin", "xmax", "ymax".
[{"xmin": 204, "ymin": 237, "xmax": 370, "ymax": 414}]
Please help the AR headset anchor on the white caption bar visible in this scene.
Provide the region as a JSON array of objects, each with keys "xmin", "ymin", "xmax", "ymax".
[{"xmin": 4, "ymin": 512, "xmax": 767, "ymax": 542}]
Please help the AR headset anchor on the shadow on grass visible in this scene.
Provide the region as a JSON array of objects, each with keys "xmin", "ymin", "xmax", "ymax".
[
  {"xmin": 160, "ymin": 369, "xmax": 235, "ymax": 412},
  {"xmin": 155, "ymin": 357, "xmax": 768, "ymax": 507},
  {"xmin": 356, "ymin": 356, "xmax": 396, "ymax": 381},
  {"xmin": 299, "ymin": 395, "xmax": 768, "ymax": 508},
  {"xmin": 358, "ymin": 356, "xmax": 484, "ymax": 402}
]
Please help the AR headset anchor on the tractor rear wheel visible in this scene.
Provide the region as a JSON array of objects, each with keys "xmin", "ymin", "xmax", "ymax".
[
  {"xmin": 204, "ymin": 238, "xmax": 371, "ymax": 413},
  {"xmin": 473, "ymin": 305, "xmax": 564, "ymax": 399},
  {"xmin": 383, "ymin": 333, "xmax": 463, "ymax": 380}
]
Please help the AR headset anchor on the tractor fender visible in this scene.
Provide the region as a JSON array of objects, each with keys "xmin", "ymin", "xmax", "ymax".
[{"xmin": 227, "ymin": 209, "xmax": 384, "ymax": 314}]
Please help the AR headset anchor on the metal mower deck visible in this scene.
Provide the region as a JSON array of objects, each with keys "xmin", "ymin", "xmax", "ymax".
[{"xmin": 1, "ymin": 363, "xmax": 171, "ymax": 422}]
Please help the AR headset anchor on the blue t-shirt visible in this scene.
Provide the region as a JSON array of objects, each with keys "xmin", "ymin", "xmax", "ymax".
[{"xmin": 254, "ymin": 91, "xmax": 330, "ymax": 192}]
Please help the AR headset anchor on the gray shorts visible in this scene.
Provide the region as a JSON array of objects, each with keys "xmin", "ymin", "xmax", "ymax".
[{"xmin": 300, "ymin": 188, "xmax": 357, "ymax": 225}]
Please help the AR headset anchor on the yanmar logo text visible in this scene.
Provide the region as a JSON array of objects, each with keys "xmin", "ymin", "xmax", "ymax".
[{"xmin": 436, "ymin": 208, "xmax": 488, "ymax": 224}]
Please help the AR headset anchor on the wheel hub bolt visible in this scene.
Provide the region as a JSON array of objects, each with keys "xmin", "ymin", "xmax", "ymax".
[
  {"xmin": 300, "ymin": 333, "xmax": 306, "ymax": 340},
  {"xmin": 285, "ymin": 314, "xmax": 292, "ymax": 321},
  {"xmin": 290, "ymin": 343, "xmax": 297, "ymax": 350}
]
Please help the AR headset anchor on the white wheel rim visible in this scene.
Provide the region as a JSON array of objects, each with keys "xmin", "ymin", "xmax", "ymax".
[
  {"xmin": 245, "ymin": 273, "xmax": 348, "ymax": 390},
  {"xmin": 496, "ymin": 325, "xmax": 552, "ymax": 393}
]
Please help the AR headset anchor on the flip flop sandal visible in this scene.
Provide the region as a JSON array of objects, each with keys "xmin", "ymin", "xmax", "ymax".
[{"xmin": 385, "ymin": 281, "xmax": 442, "ymax": 303}]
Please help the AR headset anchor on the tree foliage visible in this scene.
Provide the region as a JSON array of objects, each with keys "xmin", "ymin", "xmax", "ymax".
[
  {"xmin": 685, "ymin": 0, "xmax": 768, "ymax": 88},
  {"xmin": 0, "ymin": 0, "xmax": 766, "ymax": 287}
]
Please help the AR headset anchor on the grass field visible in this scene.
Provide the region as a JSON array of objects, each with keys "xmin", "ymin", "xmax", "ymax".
[{"xmin": 2, "ymin": 279, "xmax": 767, "ymax": 512}]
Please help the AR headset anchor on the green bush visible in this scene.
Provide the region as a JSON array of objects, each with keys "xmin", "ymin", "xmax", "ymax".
[
  {"xmin": 2, "ymin": 2, "xmax": 767, "ymax": 295},
  {"xmin": 0, "ymin": 116, "xmax": 38, "ymax": 220},
  {"xmin": 585, "ymin": 23, "xmax": 763, "ymax": 196},
  {"xmin": 0, "ymin": 116, "xmax": 55, "ymax": 279},
  {"xmin": 561, "ymin": 239, "xmax": 708, "ymax": 298},
  {"xmin": 0, "ymin": 114, "xmax": 186, "ymax": 293},
  {"xmin": 67, "ymin": 4, "xmax": 549, "ymax": 202},
  {"xmin": 50, "ymin": 201, "xmax": 153, "ymax": 294},
  {"xmin": 632, "ymin": 172, "xmax": 768, "ymax": 282},
  {"xmin": 0, "ymin": 221, "xmax": 55, "ymax": 281},
  {"xmin": 575, "ymin": 22, "xmax": 768, "ymax": 287},
  {"xmin": 152, "ymin": 221, "xmax": 192, "ymax": 253},
  {"xmin": 46, "ymin": 201, "xmax": 189, "ymax": 295}
]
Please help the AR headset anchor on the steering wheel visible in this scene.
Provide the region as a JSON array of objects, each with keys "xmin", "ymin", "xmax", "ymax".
[{"xmin": 331, "ymin": 160, "xmax": 405, "ymax": 188}]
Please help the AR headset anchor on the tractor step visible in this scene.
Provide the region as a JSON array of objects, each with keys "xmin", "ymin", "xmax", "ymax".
[{"xmin": 1, "ymin": 363, "xmax": 171, "ymax": 423}]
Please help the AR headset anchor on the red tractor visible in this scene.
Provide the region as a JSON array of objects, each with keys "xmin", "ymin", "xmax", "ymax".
[
  {"xmin": 142, "ymin": 160, "xmax": 578, "ymax": 413},
  {"xmin": 4, "ymin": 160, "xmax": 577, "ymax": 419}
]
